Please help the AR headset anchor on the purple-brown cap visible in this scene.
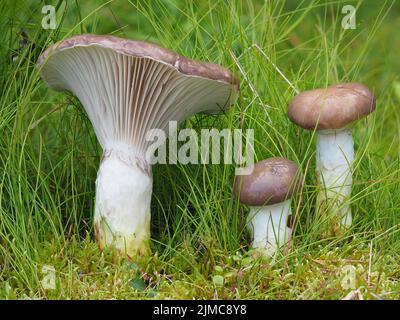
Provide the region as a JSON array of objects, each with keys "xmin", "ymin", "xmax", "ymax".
[
  {"xmin": 233, "ymin": 157, "xmax": 301, "ymax": 206},
  {"xmin": 287, "ymin": 83, "xmax": 376, "ymax": 130},
  {"xmin": 37, "ymin": 34, "xmax": 239, "ymax": 93}
]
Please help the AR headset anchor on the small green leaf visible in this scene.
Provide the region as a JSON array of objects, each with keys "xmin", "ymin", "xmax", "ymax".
[
  {"xmin": 214, "ymin": 266, "xmax": 224, "ymax": 273},
  {"xmin": 147, "ymin": 291, "xmax": 157, "ymax": 298},
  {"xmin": 130, "ymin": 278, "xmax": 146, "ymax": 291},
  {"xmin": 225, "ymin": 271, "xmax": 236, "ymax": 278},
  {"xmin": 232, "ymin": 255, "xmax": 242, "ymax": 262},
  {"xmin": 212, "ymin": 275, "xmax": 224, "ymax": 287},
  {"xmin": 242, "ymin": 257, "xmax": 253, "ymax": 266}
]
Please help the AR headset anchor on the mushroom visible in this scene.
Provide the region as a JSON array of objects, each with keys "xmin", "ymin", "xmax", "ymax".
[
  {"xmin": 288, "ymin": 83, "xmax": 376, "ymax": 235},
  {"xmin": 233, "ymin": 157, "xmax": 301, "ymax": 257},
  {"xmin": 37, "ymin": 35, "xmax": 239, "ymax": 257}
]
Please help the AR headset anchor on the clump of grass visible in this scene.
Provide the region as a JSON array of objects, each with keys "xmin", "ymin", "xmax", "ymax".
[{"xmin": 0, "ymin": 0, "xmax": 399, "ymax": 299}]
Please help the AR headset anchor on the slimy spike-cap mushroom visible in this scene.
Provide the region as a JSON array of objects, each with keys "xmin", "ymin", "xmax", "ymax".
[
  {"xmin": 38, "ymin": 34, "xmax": 239, "ymax": 257},
  {"xmin": 234, "ymin": 157, "xmax": 301, "ymax": 257},
  {"xmin": 287, "ymin": 82, "xmax": 376, "ymax": 236}
]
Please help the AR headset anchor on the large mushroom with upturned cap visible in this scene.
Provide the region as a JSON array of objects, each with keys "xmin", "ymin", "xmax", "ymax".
[
  {"xmin": 288, "ymin": 83, "xmax": 376, "ymax": 236},
  {"xmin": 234, "ymin": 157, "xmax": 301, "ymax": 257},
  {"xmin": 37, "ymin": 34, "xmax": 239, "ymax": 257}
]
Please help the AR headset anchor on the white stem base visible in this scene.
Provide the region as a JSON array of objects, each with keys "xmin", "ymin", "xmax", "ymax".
[
  {"xmin": 316, "ymin": 129, "xmax": 354, "ymax": 233},
  {"xmin": 247, "ymin": 200, "xmax": 292, "ymax": 257},
  {"xmin": 94, "ymin": 147, "xmax": 152, "ymax": 257}
]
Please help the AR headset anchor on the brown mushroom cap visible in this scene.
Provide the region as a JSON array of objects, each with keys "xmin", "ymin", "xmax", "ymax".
[
  {"xmin": 233, "ymin": 157, "xmax": 301, "ymax": 206},
  {"xmin": 37, "ymin": 34, "xmax": 239, "ymax": 92},
  {"xmin": 287, "ymin": 83, "xmax": 376, "ymax": 130}
]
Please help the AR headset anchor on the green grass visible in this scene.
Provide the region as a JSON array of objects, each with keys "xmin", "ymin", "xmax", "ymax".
[{"xmin": 1, "ymin": 0, "xmax": 400, "ymax": 299}]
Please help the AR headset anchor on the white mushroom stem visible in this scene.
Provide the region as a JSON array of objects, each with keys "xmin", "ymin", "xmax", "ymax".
[
  {"xmin": 316, "ymin": 128, "xmax": 354, "ymax": 230},
  {"xmin": 247, "ymin": 199, "xmax": 292, "ymax": 257},
  {"xmin": 94, "ymin": 142, "xmax": 152, "ymax": 257}
]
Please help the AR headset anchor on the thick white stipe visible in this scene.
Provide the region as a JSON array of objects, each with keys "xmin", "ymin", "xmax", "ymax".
[
  {"xmin": 94, "ymin": 143, "xmax": 152, "ymax": 256},
  {"xmin": 247, "ymin": 199, "xmax": 292, "ymax": 257},
  {"xmin": 316, "ymin": 129, "xmax": 354, "ymax": 228}
]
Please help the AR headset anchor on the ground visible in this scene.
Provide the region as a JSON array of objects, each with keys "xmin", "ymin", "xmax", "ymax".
[{"xmin": 0, "ymin": 0, "xmax": 400, "ymax": 299}]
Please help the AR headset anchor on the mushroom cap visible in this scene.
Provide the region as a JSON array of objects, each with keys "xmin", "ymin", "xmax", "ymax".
[
  {"xmin": 233, "ymin": 157, "xmax": 301, "ymax": 206},
  {"xmin": 37, "ymin": 35, "xmax": 239, "ymax": 150},
  {"xmin": 37, "ymin": 34, "xmax": 239, "ymax": 94},
  {"xmin": 287, "ymin": 83, "xmax": 376, "ymax": 130}
]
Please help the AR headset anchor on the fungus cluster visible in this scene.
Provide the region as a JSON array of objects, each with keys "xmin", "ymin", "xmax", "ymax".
[
  {"xmin": 233, "ymin": 83, "xmax": 376, "ymax": 256},
  {"xmin": 38, "ymin": 34, "xmax": 377, "ymax": 260}
]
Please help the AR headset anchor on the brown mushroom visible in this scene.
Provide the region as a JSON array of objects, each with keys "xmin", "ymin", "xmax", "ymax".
[
  {"xmin": 234, "ymin": 157, "xmax": 301, "ymax": 257},
  {"xmin": 288, "ymin": 83, "xmax": 376, "ymax": 235}
]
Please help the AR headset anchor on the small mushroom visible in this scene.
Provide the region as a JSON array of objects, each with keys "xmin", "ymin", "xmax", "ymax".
[
  {"xmin": 233, "ymin": 157, "xmax": 301, "ymax": 257},
  {"xmin": 37, "ymin": 35, "xmax": 239, "ymax": 257},
  {"xmin": 288, "ymin": 83, "xmax": 376, "ymax": 235}
]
